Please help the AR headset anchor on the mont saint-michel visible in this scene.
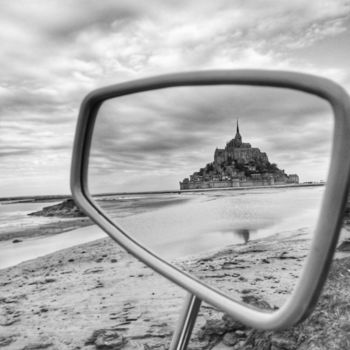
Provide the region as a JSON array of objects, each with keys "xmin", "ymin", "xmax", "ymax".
[{"xmin": 180, "ymin": 122, "xmax": 299, "ymax": 190}]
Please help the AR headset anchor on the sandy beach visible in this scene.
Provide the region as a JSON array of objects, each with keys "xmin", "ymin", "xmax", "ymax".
[{"xmin": 1, "ymin": 221, "xmax": 350, "ymax": 349}]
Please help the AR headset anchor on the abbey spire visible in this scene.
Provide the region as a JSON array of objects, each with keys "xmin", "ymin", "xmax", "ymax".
[{"xmin": 234, "ymin": 119, "xmax": 242, "ymax": 147}]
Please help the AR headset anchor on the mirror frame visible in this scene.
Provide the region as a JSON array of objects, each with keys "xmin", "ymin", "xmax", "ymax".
[{"xmin": 71, "ymin": 69, "xmax": 350, "ymax": 330}]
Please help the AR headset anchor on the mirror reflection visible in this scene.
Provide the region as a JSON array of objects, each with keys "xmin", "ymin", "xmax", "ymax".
[{"xmin": 88, "ymin": 85, "xmax": 333, "ymax": 309}]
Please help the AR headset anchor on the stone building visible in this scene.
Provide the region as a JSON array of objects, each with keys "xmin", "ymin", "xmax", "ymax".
[
  {"xmin": 214, "ymin": 122, "xmax": 268, "ymax": 166},
  {"xmin": 180, "ymin": 121, "xmax": 299, "ymax": 190}
]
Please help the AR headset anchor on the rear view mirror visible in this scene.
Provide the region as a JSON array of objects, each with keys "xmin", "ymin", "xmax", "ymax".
[
  {"xmin": 71, "ymin": 70, "xmax": 350, "ymax": 332},
  {"xmin": 88, "ymin": 84, "xmax": 331, "ymax": 309}
]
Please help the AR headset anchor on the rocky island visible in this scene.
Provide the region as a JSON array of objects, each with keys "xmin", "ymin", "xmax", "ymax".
[
  {"xmin": 180, "ymin": 122, "xmax": 299, "ymax": 190},
  {"xmin": 28, "ymin": 198, "xmax": 86, "ymax": 218}
]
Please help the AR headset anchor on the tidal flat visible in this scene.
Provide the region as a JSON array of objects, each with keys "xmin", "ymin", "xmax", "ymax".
[{"xmin": 1, "ymin": 188, "xmax": 350, "ymax": 349}]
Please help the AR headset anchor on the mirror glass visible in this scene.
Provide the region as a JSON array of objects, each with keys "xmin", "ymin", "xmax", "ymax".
[{"xmin": 88, "ymin": 85, "xmax": 333, "ymax": 310}]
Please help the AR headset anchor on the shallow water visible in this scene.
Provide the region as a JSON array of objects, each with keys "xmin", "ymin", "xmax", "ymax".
[
  {"xmin": 0, "ymin": 186, "xmax": 324, "ymax": 269},
  {"xmin": 108, "ymin": 186, "xmax": 323, "ymax": 259},
  {"xmin": 0, "ymin": 201, "xmax": 60, "ymax": 235}
]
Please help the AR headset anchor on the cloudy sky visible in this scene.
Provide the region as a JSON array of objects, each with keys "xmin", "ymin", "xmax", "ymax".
[{"xmin": 1, "ymin": 0, "xmax": 350, "ymax": 197}]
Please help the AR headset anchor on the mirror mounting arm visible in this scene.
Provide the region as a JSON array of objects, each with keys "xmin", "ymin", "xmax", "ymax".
[{"xmin": 169, "ymin": 293, "xmax": 202, "ymax": 350}]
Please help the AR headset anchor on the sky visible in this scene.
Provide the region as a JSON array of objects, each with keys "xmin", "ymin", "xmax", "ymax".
[{"xmin": 1, "ymin": 0, "xmax": 350, "ymax": 197}]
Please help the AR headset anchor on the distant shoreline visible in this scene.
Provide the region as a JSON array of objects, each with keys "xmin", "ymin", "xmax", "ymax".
[
  {"xmin": 0, "ymin": 183, "xmax": 324, "ymax": 203},
  {"xmin": 0, "ymin": 194, "xmax": 70, "ymax": 204},
  {"xmin": 68, "ymin": 182, "xmax": 328, "ymax": 199},
  {"xmin": 87, "ymin": 182, "xmax": 325, "ymax": 198}
]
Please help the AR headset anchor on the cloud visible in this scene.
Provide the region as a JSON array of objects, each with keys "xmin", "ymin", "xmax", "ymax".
[{"xmin": 0, "ymin": 0, "xmax": 349, "ymax": 195}]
